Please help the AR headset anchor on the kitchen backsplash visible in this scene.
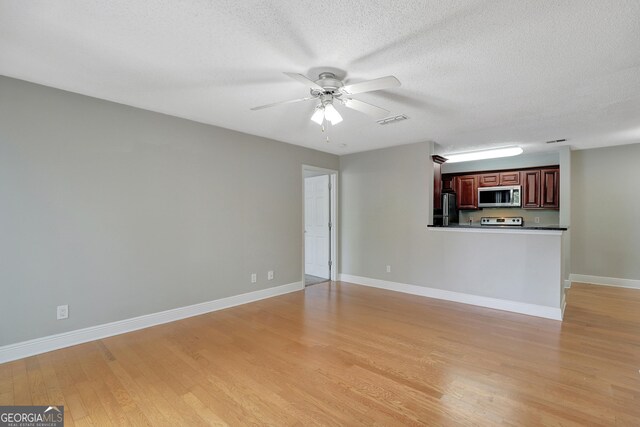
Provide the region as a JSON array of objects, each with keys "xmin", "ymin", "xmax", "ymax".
[{"xmin": 459, "ymin": 208, "xmax": 560, "ymax": 226}]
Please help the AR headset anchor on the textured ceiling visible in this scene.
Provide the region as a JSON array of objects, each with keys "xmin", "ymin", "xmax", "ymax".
[{"xmin": 1, "ymin": 0, "xmax": 639, "ymax": 155}]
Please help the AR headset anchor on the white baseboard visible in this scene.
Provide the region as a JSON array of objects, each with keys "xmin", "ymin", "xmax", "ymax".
[
  {"xmin": 570, "ymin": 274, "xmax": 640, "ymax": 289},
  {"xmin": 564, "ymin": 279, "xmax": 572, "ymax": 289},
  {"xmin": 0, "ymin": 281, "xmax": 303, "ymax": 364},
  {"xmin": 338, "ymin": 274, "xmax": 563, "ymax": 321}
]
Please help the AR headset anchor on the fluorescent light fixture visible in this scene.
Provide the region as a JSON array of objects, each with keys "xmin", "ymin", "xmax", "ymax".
[
  {"xmin": 444, "ymin": 146, "xmax": 523, "ymax": 163},
  {"xmin": 310, "ymin": 106, "xmax": 324, "ymax": 125},
  {"xmin": 323, "ymin": 103, "xmax": 343, "ymax": 125}
]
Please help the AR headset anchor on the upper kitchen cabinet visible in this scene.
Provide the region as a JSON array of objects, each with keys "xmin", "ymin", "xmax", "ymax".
[
  {"xmin": 478, "ymin": 173, "xmax": 499, "ymax": 187},
  {"xmin": 499, "ymin": 171, "xmax": 520, "ymax": 185},
  {"xmin": 521, "ymin": 170, "xmax": 541, "ymax": 208},
  {"xmin": 442, "ymin": 175, "xmax": 454, "ymax": 192},
  {"xmin": 432, "ymin": 155, "xmax": 447, "ymax": 210},
  {"xmin": 540, "ymin": 168, "xmax": 560, "ymax": 209},
  {"xmin": 455, "ymin": 175, "xmax": 478, "ymax": 209},
  {"xmin": 521, "ymin": 167, "xmax": 560, "ymax": 209},
  {"xmin": 479, "ymin": 171, "xmax": 520, "ymax": 187}
]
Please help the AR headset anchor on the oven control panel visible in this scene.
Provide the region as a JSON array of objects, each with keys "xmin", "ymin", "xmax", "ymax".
[{"xmin": 480, "ymin": 217, "xmax": 523, "ymax": 226}]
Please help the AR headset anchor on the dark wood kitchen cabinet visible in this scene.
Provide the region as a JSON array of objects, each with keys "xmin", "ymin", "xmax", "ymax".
[
  {"xmin": 455, "ymin": 175, "xmax": 478, "ymax": 209},
  {"xmin": 521, "ymin": 170, "xmax": 541, "ymax": 208},
  {"xmin": 478, "ymin": 173, "xmax": 499, "ymax": 187},
  {"xmin": 540, "ymin": 168, "xmax": 560, "ymax": 208},
  {"xmin": 432, "ymin": 155, "xmax": 447, "ymax": 210},
  {"xmin": 499, "ymin": 171, "xmax": 520, "ymax": 185},
  {"xmin": 479, "ymin": 171, "xmax": 520, "ymax": 187},
  {"xmin": 442, "ymin": 175, "xmax": 454, "ymax": 192},
  {"xmin": 521, "ymin": 167, "xmax": 559, "ymax": 209}
]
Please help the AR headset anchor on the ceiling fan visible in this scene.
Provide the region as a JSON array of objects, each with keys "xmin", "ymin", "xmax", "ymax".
[{"xmin": 250, "ymin": 72, "xmax": 401, "ymax": 126}]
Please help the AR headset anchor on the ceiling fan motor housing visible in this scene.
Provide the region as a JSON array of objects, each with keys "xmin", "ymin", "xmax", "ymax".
[{"xmin": 311, "ymin": 72, "xmax": 344, "ymax": 96}]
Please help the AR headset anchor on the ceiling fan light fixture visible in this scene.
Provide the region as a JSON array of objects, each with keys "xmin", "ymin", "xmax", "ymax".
[
  {"xmin": 252, "ymin": 71, "xmax": 401, "ymax": 129},
  {"xmin": 310, "ymin": 106, "xmax": 325, "ymax": 125},
  {"xmin": 444, "ymin": 146, "xmax": 523, "ymax": 163},
  {"xmin": 324, "ymin": 103, "xmax": 343, "ymax": 125}
]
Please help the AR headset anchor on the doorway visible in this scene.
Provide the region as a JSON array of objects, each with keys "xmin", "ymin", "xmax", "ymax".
[{"xmin": 302, "ymin": 166, "xmax": 337, "ymax": 287}]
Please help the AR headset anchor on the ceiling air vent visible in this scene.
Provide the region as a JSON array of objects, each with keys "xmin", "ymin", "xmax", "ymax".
[
  {"xmin": 545, "ymin": 138, "xmax": 567, "ymax": 144},
  {"xmin": 377, "ymin": 114, "xmax": 408, "ymax": 125}
]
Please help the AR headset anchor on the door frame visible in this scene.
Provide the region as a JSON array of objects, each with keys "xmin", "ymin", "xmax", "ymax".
[{"xmin": 302, "ymin": 165, "xmax": 338, "ymax": 284}]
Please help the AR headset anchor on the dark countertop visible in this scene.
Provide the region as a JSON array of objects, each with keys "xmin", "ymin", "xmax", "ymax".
[{"xmin": 428, "ymin": 224, "xmax": 568, "ymax": 231}]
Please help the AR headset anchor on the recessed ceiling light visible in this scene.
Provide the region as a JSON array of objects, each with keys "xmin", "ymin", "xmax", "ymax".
[{"xmin": 444, "ymin": 146, "xmax": 523, "ymax": 163}]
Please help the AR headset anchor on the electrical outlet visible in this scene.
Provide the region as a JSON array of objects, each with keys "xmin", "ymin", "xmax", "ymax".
[
  {"xmin": 267, "ymin": 270, "xmax": 274, "ymax": 280},
  {"xmin": 57, "ymin": 305, "xmax": 68, "ymax": 320},
  {"xmin": 386, "ymin": 265, "xmax": 391, "ymax": 273},
  {"xmin": 535, "ymin": 217, "xmax": 540, "ymax": 224},
  {"xmin": 251, "ymin": 273, "xmax": 257, "ymax": 283}
]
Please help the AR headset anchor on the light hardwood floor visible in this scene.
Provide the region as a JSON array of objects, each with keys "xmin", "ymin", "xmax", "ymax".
[{"xmin": 2, "ymin": 282, "xmax": 640, "ymax": 425}]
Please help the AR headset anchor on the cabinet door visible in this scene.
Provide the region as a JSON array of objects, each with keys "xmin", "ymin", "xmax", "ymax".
[
  {"xmin": 499, "ymin": 171, "xmax": 520, "ymax": 185},
  {"xmin": 432, "ymin": 156, "xmax": 447, "ymax": 210},
  {"xmin": 456, "ymin": 175, "xmax": 478, "ymax": 209},
  {"xmin": 433, "ymin": 163, "xmax": 442, "ymax": 210},
  {"xmin": 442, "ymin": 175, "xmax": 454, "ymax": 192},
  {"xmin": 521, "ymin": 170, "xmax": 541, "ymax": 208},
  {"xmin": 540, "ymin": 168, "xmax": 559, "ymax": 209},
  {"xmin": 478, "ymin": 173, "xmax": 499, "ymax": 187}
]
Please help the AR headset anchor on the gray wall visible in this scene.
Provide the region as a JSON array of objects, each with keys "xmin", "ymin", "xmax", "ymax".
[
  {"xmin": 558, "ymin": 146, "xmax": 571, "ymax": 286},
  {"xmin": 571, "ymin": 143, "xmax": 640, "ymax": 280},
  {"xmin": 0, "ymin": 76, "xmax": 338, "ymax": 346},
  {"xmin": 340, "ymin": 143, "xmax": 433, "ymax": 281}
]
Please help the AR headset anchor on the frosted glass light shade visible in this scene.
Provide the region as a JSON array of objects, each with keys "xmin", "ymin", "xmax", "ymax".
[
  {"xmin": 323, "ymin": 104, "xmax": 343, "ymax": 125},
  {"xmin": 310, "ymin": 107, "xmax": 324, "ymax": 125}
]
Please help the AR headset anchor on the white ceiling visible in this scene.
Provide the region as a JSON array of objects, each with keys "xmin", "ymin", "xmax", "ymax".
[{"xmin": 1, "ymin": 0, "xmax": 639, "ymax": 155}]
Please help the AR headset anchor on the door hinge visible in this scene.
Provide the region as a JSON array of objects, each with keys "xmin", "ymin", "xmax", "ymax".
[
  {"xmin": 328, "ymin": 221, "xmax": 332, "ymax": 230},
  {"xmin": 328, "ymin": 181, "xmax": 332, "ymax": 191},
  {"xmin": 329, "ymin": 260, "xmax": 333, "ymax": 268}
]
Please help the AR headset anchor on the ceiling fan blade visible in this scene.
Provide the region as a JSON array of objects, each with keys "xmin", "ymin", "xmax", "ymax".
[
  {"xmin": 341, "ymin": 98, "xmax": 390, "ymax": 118},
  {"xmin": 283, "ymin": 72, "xmax": 325, "ymax": 91},
  {"xmin": 250, "ymin": 96, "xmax": 316, "ymax": 111},
  {"xmin": 340, "ymin": 76, "xmax": 401, "ymax": 95}
]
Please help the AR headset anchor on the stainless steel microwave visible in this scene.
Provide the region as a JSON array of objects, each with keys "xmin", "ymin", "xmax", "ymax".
[{"xmin": 478, "ymin": 185, "xmax": 521, "ymax": 208}]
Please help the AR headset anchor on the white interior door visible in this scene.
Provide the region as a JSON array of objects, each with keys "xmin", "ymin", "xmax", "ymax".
[{"xmin": 305, "ymin": 175, "xmax": 330, "ymax": 279}]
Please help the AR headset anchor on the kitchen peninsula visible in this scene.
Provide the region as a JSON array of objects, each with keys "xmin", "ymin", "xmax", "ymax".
[{"xmin": 426, "ymin": 225, "xmax": 566, "ymax": 320}]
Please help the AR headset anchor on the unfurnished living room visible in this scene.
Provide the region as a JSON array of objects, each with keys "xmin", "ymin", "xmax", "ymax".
[{"xmin": 1, "ymin": 1, "xmax": 640, "ymax": 425}]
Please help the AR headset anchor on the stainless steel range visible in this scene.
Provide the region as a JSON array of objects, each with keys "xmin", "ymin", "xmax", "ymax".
[{"xmin": 480, "ymin": 216, "xmax": 523, "ymax": 226}]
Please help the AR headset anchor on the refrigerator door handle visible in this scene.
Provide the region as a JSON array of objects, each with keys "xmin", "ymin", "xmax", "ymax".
[{"xmin": 443, "ymin": 194, "xmax": 449, "ymax": 216}]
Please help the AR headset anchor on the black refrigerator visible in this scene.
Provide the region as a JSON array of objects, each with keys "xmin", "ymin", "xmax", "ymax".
[{"xmin": 442, "ymin": 192, "xmax": 458, "ymax": 226}]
